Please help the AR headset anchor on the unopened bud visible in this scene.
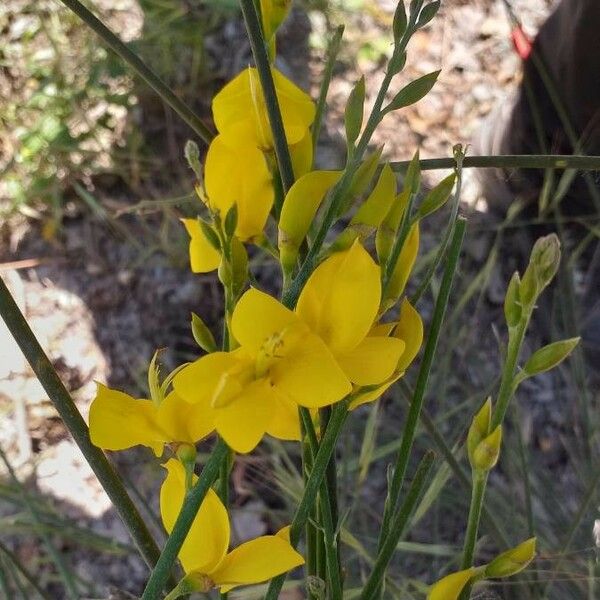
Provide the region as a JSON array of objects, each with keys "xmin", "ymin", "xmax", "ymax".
[
  {"xmin": 523, "ymin": 337, "xmax": 580, "ymax": 377},
  {"xmin": 484, "ymin": 538, "xmax": 536, "ymax": 578},
  {"xmin": 427, "ymin": 567, "xmax": 475, "ymax": 600},
  {"xmin": 531, "ymin": 233, "xmax": 561, "ymax": 290},
  {"xmin": 467, "ymin": 398, "xmax": 491, "ymax": 465},
  {"xmin": 184, "ymin": 140, "xmax": 202, "ymax": 181},
  {"xmin": 472, "ymin": 425, "xmax": 502, "ymax": 472},
  {"xmin": 504, "ymin": 272, "xmax": 522, "ymax": 328}
]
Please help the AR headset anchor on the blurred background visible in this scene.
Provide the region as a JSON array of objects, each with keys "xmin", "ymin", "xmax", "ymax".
[{"xmin": 1, "ymin": 0, "xmax": 599, "ymax": 598}]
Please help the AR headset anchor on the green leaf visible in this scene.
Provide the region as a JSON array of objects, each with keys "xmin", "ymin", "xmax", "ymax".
[
  {"xmin": 383, "ymin": 70, "xmax": 440, "ymax": 114},
  {"xmin": 416, "ymin": 172, "xmax": 455, "ymax": 220},
  {"xmin": 191, "ymin": 313, "xmax": 217, "ymax": 353},
  {"xmin": 224, "ymin": 204, "xmax": 238, "ymax": 238},
  {"xmin": 345, "ymin": 76, "xmax": 366, "ymax": 147},
  {"xmin": 198, "ymin": 219, "xmax": 221, "ymax": 252},
  {"xmin": 393, "ymin": 0, "xmax": 407, "ymax": 41},
  {"xmin": 503, "ymin": 272, "xmax": 522, "ymax": 329},
  {"xmin": 523, "ymin": 338, "xmax": 580, "ymax": 377},
  {"xmin": 416, "ymin": 1, "xmax": 440, "ymax": 29},
  {"xmin": 405, "ymin": 149, "xmax": 421, "ymax": 194}
]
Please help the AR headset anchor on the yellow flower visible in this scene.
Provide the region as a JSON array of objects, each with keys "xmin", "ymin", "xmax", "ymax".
[
  {"xmin": 174, "ymin": 242, "xmax": 405, "ymax": 452},
  {"xmin": 427, "ymin": 568, "xmax": 476, "ymax": 600},
  {"xmin": 89, "ymin": 383, "xmax": 214, "ymax": 457},
  {"xmin": 173, "ymin": 290, "xmax": 351, "ymax": 453},
  {"xmin": 349, "ymin": 298, "xmax": 424, "ymax": 409},
  {"xmin": 212, "ymin": 67, "xmax": 315, "ymax": 151},
  {"xmin": 160, "ymin": 459, "xmax": 304, "ymax": 593}
]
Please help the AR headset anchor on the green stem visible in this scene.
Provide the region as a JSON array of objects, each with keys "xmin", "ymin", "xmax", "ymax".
[
  {"xmin": 301, "ymin": 408, "xmax": 343, "ymax": 600},
  {"xmin": 57, "ymin": 0, "xmax": 214, "ymax": 144},
  {"xmin": 264, "ymin": 401, "xmax": 349, "ymax": 600},
  {"xmin": 391, "ymin": 154, "xmax": 600, "ymax": 172},
  {"xmin": 311, "ymin": 25, "xmax": 345, "ymax": 159},
  {"xmin": 460, "ymin": 471, "xmax": 488, "ymax": 569},
  {"xmin": 491, "ymin": 316, "xmax": 529, "ymax": 429},
  {"xmin": 0, "ymin": 276, "xmax": 163, "ymax": 572},
  {"xmin": 376, "ymin": 218, "xmax": 466, "ymax": 557},
  {"xmin": 141, "ymin": 439, "xmax": 229, "ymax": 600},
  {"xmin": 359, "ymin": 451, "xmax": 435, "ymax": 600},
  {"xmin": 302, "ymin": 433, "xmax": 318, "ymax": 597},
  {"xmin": 239, "ymin": 0, "xmax": 295, "ymax": 194},
  {"xmin": 410, "ymin": 148, "xmax": 464, "ymax": 304},
  {"xmin": 0, "ymin": 447, "xmax": 79, "ymax": 599}
]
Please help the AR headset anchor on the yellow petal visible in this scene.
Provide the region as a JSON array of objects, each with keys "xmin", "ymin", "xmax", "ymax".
[
  {"xmin": 209, "ymin": 533, "xmax": 304, "ymax": 591},
  {"xmin": 395, "ymin": 298, "xmax": 424, "ymax": 373},
  {"xmin": 290, "ymin": 130, "xmax": 313, "ymax": 179},
  {"xmin": 349, "ymin": 376, "xmax": 398, "ymax": 410},
  {"xmin": 214, "ymin": 379, "xmax": 279, "ymax": 453},
  {"xmin": 173, "ymin": 352, "xmax": 249, "ymax": 406},
  {"xmin": 212, "ymin": 67, "xmax": 314, "ymax": 148},
  {"xmin": 182, "ymin": 219, "xmax": 221, "ymax": 273},
  {"xmin": 427, "ymin": 568, "xmax": 476, "ymax": 600},
  {"xmin": 231, "ymin": 288, "xmax": 299, "ymax": 354},
  {"xmin": 270, "ymin": 329, "xmax": 352, "ymax": 408},
  {"xmin": 160, "ymin": 459, "xmax": 229, "ymax": 575},
  {"xmin": 157, "ymin": 391, "xmax": 215, "ymax": 445},
  {"xmin": 89, "ymin": 383, "xmax": 165, "ymax": 456},
  {"xmin": 266, "ymin": 390, "xmax": 302, "ymax": 441},
  {"xmin": 278, "ymin": 170, "xmax": 342, "ymax": 270},
  {"xmin": 296, "ymin": 241, "xmax": 381, "ymax": 354},
  {"xmin": 351, "ymin": 163, "xmax": 396, "ymax": 227},
  {"xmin": 336, "ymin": 336, "xmax": 405, "ymax": 386}
]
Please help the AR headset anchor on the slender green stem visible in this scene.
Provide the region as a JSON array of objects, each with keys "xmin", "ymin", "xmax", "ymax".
[
  {"xmin": 359, "ymin": 451, "xmax": 435, "ymax": 600},
  {"xmin": 410, "ymin": 149, "xmax": 464, "ymax": 304},
  {"xmin": 0, "ymin": 276, "xmax": 163, "ymax": 572},
  {"xmin": 239, "ymin": 0, "xmax": 295, "ymax": 194},
  {"xmin": 461, "ymin": 471, "xmax": 488, "ymax": 569},
  {"xmin": 320, "ymin": 406, "xmax": 340, "ymax": 536},
  {"xmin": 0, "ymin": 447, "xmax": 78, "ymax": 599},
  {"xmin": 264, "ymin": 401, "xmax": 349, "ymax": 600},
  {"xmin": 57, "ymin": 0, "xmax": 213, "ymax": 144},
  {"xmin": 141, "ymin": 439, "xmax": 229, "ymax": 599},
  {"xmin": 302, "ymin": 431, "xmax": 318, "ymax": 597},
  {"xmin": 311, "ymin": 25, "xmax": 345, "ymax": 159},
  {"xmin": 391, "ymin": 154, "xmax": 600, "ymax": 172},
  {"xmin": 491, "ymin": 317, "xmax": 529, "ymax": 429},
  {"xmin": 0, "ymin": 540, "xmax": 52, "ymax": 600},
  {"xmin": 377, "ymin": 218, "xmax": 466, "ymax": 555},
  {"xmin": 301, "ymin": 408, "xmax": 343, "ymax": 600}
]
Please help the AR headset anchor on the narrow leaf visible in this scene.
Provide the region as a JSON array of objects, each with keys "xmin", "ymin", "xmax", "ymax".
[
  {"xmin": 416, "ymin": 1, "xmax": 441, "ymax": 29},
  {"xmin": 393, "ymin": 1, "xmax": 407, "ymax": 41},
  {"xmin": 345, "ymin": 76, "xmax": 366, "ymax": 147},
  {"xmin": 523, "ymin": 338, "xmax": 580, "ymax": 377},
  {"xmin": 383, "ymin": 70, "xmax": 440, "ymax": 114},
  {"xmin": 416, "ymin": 172, "xmax": 456, "ymax": 220}
]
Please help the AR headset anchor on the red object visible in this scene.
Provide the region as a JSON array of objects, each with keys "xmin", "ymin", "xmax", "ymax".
[{"xmin": 511, "ymin": 25, "xmax": 533, "ymax": 60}]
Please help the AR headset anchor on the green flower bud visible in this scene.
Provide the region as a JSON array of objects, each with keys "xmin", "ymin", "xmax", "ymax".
[
  {"xmin": 472, "ymin": 425, "xmax": 502, "ymax": 472},
  {"xmin": 531, "ymin": 233, "xmax": 561, "ymax": 290},
  {"xmin": 484, "ymin": 538, "xmax": 536, "ymax": 578},
  {"xmin": 504, "ymin": 272, "xmax": 522, "ymax": 329},
  {"xmin": 467, "ymin": 398, "xmax": 491, "ymax": 466},
  {"xmin": 523, "ymin": 337, "xmax": 580, "ymax": 377},
  {"xmin": 191, "ymin": 312, "xmax": 217, "ymax": 353},
  {"xmin": 345, "ymin": 76, "xmax": 366, "ymax": 148},
  {"xmin": 393, "ymin": 1, "xmax": 407, "ymax": 41},
  {"xmin": 184, "ymin": 140, "xmax": 202, "ymax": 181}
]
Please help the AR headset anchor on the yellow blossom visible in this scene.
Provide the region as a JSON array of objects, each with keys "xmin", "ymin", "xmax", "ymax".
[
  {"xmin": 160, "ymin": 459, "xmax": 304, "ymax": 593},
  {"xmin": 212, "ymin": 67, "xmax": 315, "ymax": 151},
  {"xmin": 89, "ymin": 383, "xmax": 214, "ymax": 457},
  {"xmin": 174, "ymin": 242, "xmax": 405, "ymax": 452}
]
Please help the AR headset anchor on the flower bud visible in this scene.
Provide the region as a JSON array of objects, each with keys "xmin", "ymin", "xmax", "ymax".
[
  {"xmin": 484, "ymin": 538, "xmax": 536, "ymax": 578},
  {"xmin": 191, "ymin": 312, "xmax": 217, "ymax": 353},
  {"xmin": 472, "ymin": 425, "xmax": 502, "ymax": 472},
  {"xmin": 345, "ymin": 76, "xmax": 366, "ymax": 148},
  {"xmin": 184, "ymin": 140, "xmax": 202, "ymax": 180},
  {"xmin": 427, "ymin": 567, "xmax": 475, "ymax": 600},
  {"xmin": 503, "ymin": 272, "xmax": 522, "ymax": 329},
  {"xmin": 467, "ymin": 398, "xmax": 491, "ymax": 466},
  {"xmin": 523, "ymin": 337, "xmax": 580, "ymax": 377},
  {"xmin": 531, "ymin": 233, "xmax": 561, "ymax": 290}
]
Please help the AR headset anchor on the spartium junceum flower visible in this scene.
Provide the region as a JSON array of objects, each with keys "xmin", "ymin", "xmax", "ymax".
[
  {"xmin": 160, "ymin": 459, "xmax": 303, "ymax": 598},
  {"xmin": 173, "ymin": 242, "xmax": 416, "ymax": 453},
  {"xmin": 183, "ymin": 65, "xmax": 315, "ymax": 273},
  {"xmin": 88, "ymin": 353, "xmax": 214, "ymax": 456}
]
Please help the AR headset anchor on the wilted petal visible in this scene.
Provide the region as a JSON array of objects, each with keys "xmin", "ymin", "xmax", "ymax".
[{"xmin": 160, "ymin": 459, "xmax": 229, "ymax": 575}]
